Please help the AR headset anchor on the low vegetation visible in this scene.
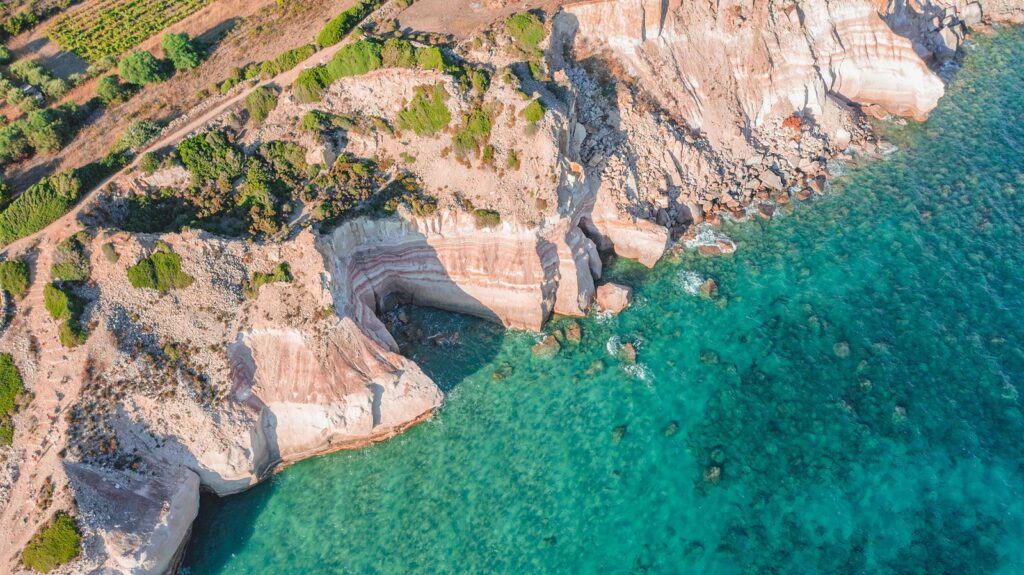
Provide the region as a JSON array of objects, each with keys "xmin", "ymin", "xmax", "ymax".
[
  {"xmin": 126, "ymin": 243, "xmax": 193, "ymax": 293},
  {"xmin": 244, "ymin": 86, "xmax": 279, "ymax": 123},
  {"xmin": 21, "ymin": 512, "xmax": 81, "ymax": 573},
  {"xmin": 177, "ymin": 131, "xmax": 245, "ymax": 184},
  {"xmin": 522, "ymin": 99, "xmax": 546, "ymax": 123},
  {"xmin": 243, "ymin": 262, "xmax": 292, "ymax": 299},
  {"xmin": 506, "ymin": 12, "xmax": 546, "ymax": 55},
  {"xmin": 44, "ymin": 282, "xmax": 88, "ymax": 348},
  {"xmin": 316, "ymin": 0, "xmax": 381, "ymax": 48},
  {"xmin": 0, "ymin": 169, "xmax": 82, "ymax": 245},
  {"xmin": 51, "ymin": 233, "xmax": 90, "ymax": 282},
  {"xmin": 452, "ymin": 107, "xmax": 493, "ymax": 159},
  {"xmin": 0, "ymin": 352, "xmax": 24, "ymax": 446},
  {"xmin": 396, "ymin": 84, "xmax": 451, "ymax": 136},
  {"xmin": 473, "ymin": 208, "xmax": 501, "ymax": 228},
  {"xmin": 0, "ymin": 258, "xmax": 29, "ymax": 298}
]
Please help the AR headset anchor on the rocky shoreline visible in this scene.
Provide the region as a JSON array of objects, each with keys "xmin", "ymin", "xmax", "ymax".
[{"xmin": 1, "ymin": 1, "xmax": 1022, "ymax": 573}]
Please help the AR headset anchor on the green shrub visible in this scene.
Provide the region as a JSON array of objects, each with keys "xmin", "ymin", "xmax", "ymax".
[
  {"xmin": 472, "ymin": 208, "xmax": 501, "ymax": 228},
  {"xmin": 161, "ymin": 33, "xmax": 204, "ymax": 71},
  {"xmin": 21, "ymin": 512, "xmax": 81, "ymax": 573},
  {"xmin": 396, "ymin": 84, "xmax": 450, "ymax": 136},
  {"xmin": 126, "ymin": 247, "xmax": 194, "ymax": 293},
  {"xmin": 139, "ymin": 152, "xmax": 161, "ymax": 174},
  {"xmin": 96, "ymin": 74, "xmax": 134, "ymax": 105},
  {"xmin": 44, "ymin": 284, "xmax": 72, "ymax": 320},
  {"xmin": 178, "ymin": 131, "xmax": 244, "ymax": 184},
  {"xmin": 316, "ymin": 0, "xmax": 379, "ymax": 48},
  {"xmin": 506, "ymin": 12, "xmax": 545, "ymax": 53},
  {"xmin": 415, "ymin": 46, "xmax": 445, "ymax": 71},
  {"xmin": 23, "ymin": 109, "xmax": 69, "ymax": 154},
  {"xmin": 244, "ymin": 86, "xmax": 278, "ymax": 123},
  {"xmin": 326, "ymin": 39, "xmax": 382, "ymax": 79},
  {"xmin": 452, "ymin": 107, "xmax": 492, "ymax": 157},
  {"xmin": 0, "ymin": 170, "xmax": 83, "ymax": 246},
  {"xmin": 119, "ymin": 50, "xmax": 164, "ymax": 86},
  {"xmin": 0, "ymin": 419, "xmax": 12, "ymax": 445},
  {"xmin": 58, "ymin": 321, "xmax": 87, "ymax": 348},
  {"xmin": 0, "ymin": 123, "xmax": 29, "ymax": 166},
  {"xmin": 260, "ymin": 44, "xmax": 315, "ymax": 78},
  {"xmin": 506, "ymin": 149, "xmax": 521, "ymax": 170},
  {"xmin": 0, "ymin": 46, "xmax": 11, "ymax": 65},
  {"xmin": 381, "ymin": 38, "xmax": 417, "ymax": 68},
  {"xmin": 522, "ymin": 99, "xmax": 545, "ymax": 122},
  {"xmin": 0, "ymin": 259, "xmax": 30, "ymax": 297},
  {"xmin": 0, "ymin": 353, "xmax": 24, "ymax": 421},
  {"xmin": 242, "ymin": 262, "xmax": 292, "ymax": 299}
]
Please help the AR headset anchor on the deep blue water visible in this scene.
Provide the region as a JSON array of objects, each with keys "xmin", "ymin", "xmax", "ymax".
[{"xmin": 183, "ymin": 28, "xmax": 1024, "ymax": 575}]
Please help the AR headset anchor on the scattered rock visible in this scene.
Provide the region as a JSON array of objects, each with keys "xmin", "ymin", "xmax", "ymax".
[
  {"xmin": 697, "ymin": 239, "xmax": 737, "ymax": 256},
  {"xmin": 699, "ymin": 349, "xmax": 719, "ymax": 364},
  {"xmin": 612, "ymin": 424, "xmax": 628, "ymax": 444},
  {"xmin": 531, "ymin": 335, "xmax": 561, "ymax": 359},
  {"xmin": 699, "ymin": 278, "xmax": 718, "ymax": 299},
  {"xmin": 491, "ymin": 363, "xmax": 513, "ymax": 381},
  {"xmin": 795, "ymin": 188, "xmax": 814, "ymax": 201},
  {"xmin": 703, "ymin": 465, "xmax": 722, "ymax": 484},
  {"xmin": 585, "ymin": 360, "xmax": 604, "ymax": 376},
  {"xmin": 759, "ymin": 170, "xmax": 784, "ymax": 191},
  {"xmin": 596, "ymin": 283, "xmax": 632, "ymax": 313},
  {"xmin": 756, "ymin": 203, "xmax": 776, "ymax": 220},
  {"xmin": 833, "ymin": 341, "xmax": 850, "ymax": 358}
]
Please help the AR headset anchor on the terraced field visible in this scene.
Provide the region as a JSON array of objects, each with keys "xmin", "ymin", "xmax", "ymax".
[{"xmin": 47, "ymin": 0, "xmax": 213, "ymax": 62}]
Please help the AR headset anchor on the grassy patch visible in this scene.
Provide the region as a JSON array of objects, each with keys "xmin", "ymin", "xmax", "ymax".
[
  {"xmin": 242, "ymin": 262, "xmax": 292, "ymax": 299},
  {"xmin": 0, "ymin": 170, "xmax": 82, "ymax": 246},
  {"xmin": 126, "ymin": 244, "xmax": 194, "ymax": 293},
  {"xmin": 0, "ymin": 258, "xmax": 29, "ymax": 298},
  {"xmin": 522, "ymin": 99, "xmax": 546, "ymax": 122},
  {"xmin": 21, "ymin": 512, "xmax": 81, "ymax": 573},
  {"xmin": 44, "ymin": 283, "xmax": 89, "ymax": 349},
  {"xmin": 397, "ymin": 84, "xmax": 451, "ymax": 136},
  {"xmin": 506, "ymin": 12, "xmax": 545, "ymax": 53}
]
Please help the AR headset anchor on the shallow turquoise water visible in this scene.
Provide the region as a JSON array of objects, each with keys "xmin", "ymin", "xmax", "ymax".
[{"xmin": 184, "ymin": 29, "xmax": 1024, "ymax": 574}]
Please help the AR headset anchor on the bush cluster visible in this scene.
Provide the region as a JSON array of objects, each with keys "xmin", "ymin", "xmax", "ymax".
[
  {"xmin": 396, "ymin": 84, "xmax": 451, "ymax": 136},
  {"xmin": 118, "ymin": 50, "xmax": 164, "ymax": 86},
  {"xmin": 21, "ymin": 512, "xmax": 81, "ymax": 573},
  {"xmin": 473, "ymin": 208, "xmax": 501, "ymax": 228},
  {"xmin": 10, "ymin": 59, "xmax": 69, "ymax": 100},
  {"xmin": 244, "ymin": 86, "xmax": 279, "ymax": 123},
  {"xmin": 0, "ymin": 104, "xmax": 87, "ymax": 169},
  {"xmin": 506, "ymin": 12, "xmax": 545, "ymax": 54},
  {"xmin": 178, "ymin": 131, "xmax": 244, "ymax": 184},
  {"xmin": 51, "ymin": 233, "xmax": 91, "ymax": 282},
  {"xmin": 126, "ymin": 243, "xmax": 194, "ymax": 293},
  {"xmin": 0, "ymin": 169, "xmax": 82, "ymax": 245},
  {"xmin": 162, "ymin": 32, "xmax": 204, "ymax": 71}
]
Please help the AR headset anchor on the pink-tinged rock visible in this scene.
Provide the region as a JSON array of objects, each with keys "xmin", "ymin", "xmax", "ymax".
[{"xmin": 596, "ymin": 283, "xmax": 632, "ymax": 314}]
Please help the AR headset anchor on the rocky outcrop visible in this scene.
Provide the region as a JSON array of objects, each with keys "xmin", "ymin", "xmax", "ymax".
[{"xmin": 65, "ymin": 463, "xmax": 199, "ymax": 575}]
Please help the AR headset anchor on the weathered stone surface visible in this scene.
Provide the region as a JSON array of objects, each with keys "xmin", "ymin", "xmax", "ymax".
[{"xmin": 596, "ymin": 283, "xmax": 633, "ymax": 313}]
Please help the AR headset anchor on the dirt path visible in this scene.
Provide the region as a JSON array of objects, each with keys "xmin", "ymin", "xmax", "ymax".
[
  {"xmin": 0, "ymin": 235, "xmax": 88, "ymax": 567},
  {"xmin": 0, "ymin": 4, "xmax": 361, "ymax": 261}
]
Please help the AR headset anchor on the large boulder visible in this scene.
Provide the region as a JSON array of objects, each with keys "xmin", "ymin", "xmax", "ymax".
[{"xmin": 595, "ymin": 283, "xmax": 632, "ymax": 313}]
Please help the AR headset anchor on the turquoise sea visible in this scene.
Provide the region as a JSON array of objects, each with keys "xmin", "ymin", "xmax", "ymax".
[{"xmin": 183, "ymin": 28, "xmax": 1024, "ymax": 574}]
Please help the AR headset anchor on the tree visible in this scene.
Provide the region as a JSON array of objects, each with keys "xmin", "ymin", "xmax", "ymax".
[
  {"xmin": 96, "ymin": 74, "xmax": 133, "ymax": 105},
  {"xmin": 23, "ymin": 109, "xmax": 65, "ymax": 153},
  {"xmin": 162, "ymin": 33, "xmax": 204, "ymax": 71},
  {"xmin": 118, "ymin": 51, "xmax": 164, "ymax": 86}
]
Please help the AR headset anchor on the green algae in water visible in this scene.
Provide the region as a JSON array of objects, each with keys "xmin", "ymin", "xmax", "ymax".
[{"xmin": 184, "ymin": 29, "xmax": 1024, "ymax": 575}]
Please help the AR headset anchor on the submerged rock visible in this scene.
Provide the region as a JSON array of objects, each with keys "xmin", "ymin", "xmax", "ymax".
[
  {"xmin": 662, "ymin": 421, "xmax": 680, "ymax": 437},
  {"xmin": 532, "ymin": 335, "xmax": 561, "ymax": 359},
  {"xmin": 612, "ymin": 424, "xmax": 628, "ymax": 444},
  {"xmin": 619, "ymin": 342, "xmax": 637, "ymax": 364},
  {"xmin": 833, "ymin": 341, "xmax": 851, "ymax": 358},
  {"xmin": 699, "ymin": 278, "xmax": 718, "ymax": 299},
  {"xmin": 491, "ymin": 363, "xmax": 514, "ymax": 381},
  {"xmin": 564, "ymin": 321, "xmax": 582, "ymax": 344},
  {"xmin": 703, "ymin": 465, "xmax": 723, "ymax": 484}
]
